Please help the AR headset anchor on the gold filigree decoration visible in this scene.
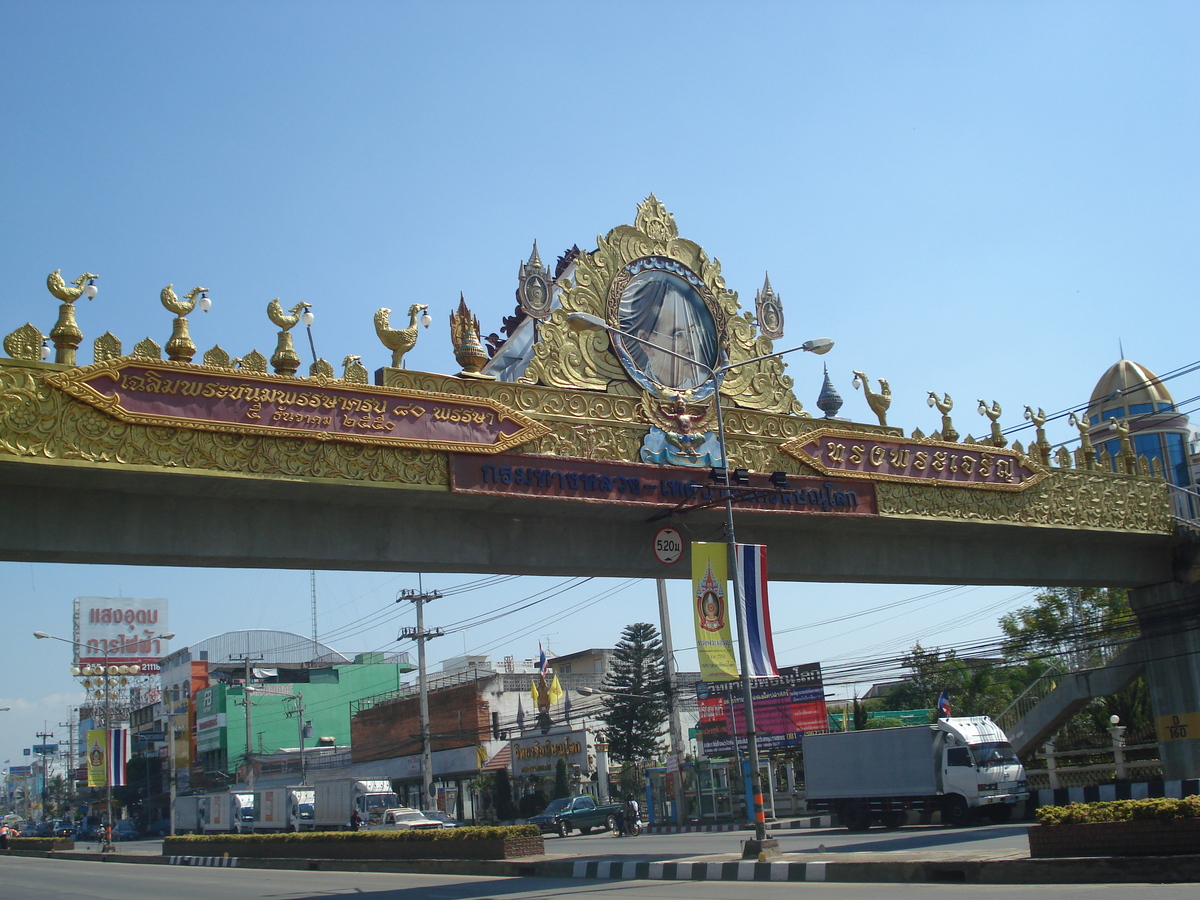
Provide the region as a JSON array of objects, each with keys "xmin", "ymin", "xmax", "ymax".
[
  {"xmin": 133, "ymin": 338, "xmax": 162, "ymax": 360},
  {"xmin": 203, "ymin": 346, "xmax": 233, "ymax": 369},
  {"xmin": 522, "ymin": 196, "xmax": 804, "ymax": 416},
  {"xmin": 235, "ymin": 350, "xmax": 267, "ymax": 374},
  {"xmin": 0, "ymin": 363, "xmax": 446, "ymax": 486},
  {"xmin": 4, "ymin": 324, "xmax": 44, "ymax": 361},
  {"xmin": 310, "ymin": 358, "xmax": 335, "ymax": 378},
  {"xmin": 877, "ymin": 469, "xmax": 1170, "ymax": 533},
  {"xmin": 94, "ymin": 332, "xmax": 122, "ymax": 362},
  {"xmin": 342, "ymin": 355, "xmax": 369, "ymax": 384}
]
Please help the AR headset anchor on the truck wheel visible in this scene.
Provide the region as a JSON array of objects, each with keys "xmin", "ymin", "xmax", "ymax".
[
  {"xmin": 881, "ymin": 810, "xmax": 906, "ymax": 829},
  {"xmin": 842, "ymin": 802, "xmax": 871, "ymax": 831},
  {"xmin": 943, "ymin": 795, "xmax": 971, "ymax": 828},
  {"xmin": 557, "ymin": 821, "xmax": 569, "ymax": 838},
  {"xmin": 986, "ymin": 804, "xmax": 1013, "ymax": 824},
  {"xmin": 606, "ymin": 815, "xmax": 617, "ymax": 833}
]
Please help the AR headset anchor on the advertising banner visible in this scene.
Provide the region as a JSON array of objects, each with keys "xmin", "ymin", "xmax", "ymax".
[
  {"xmin": 692, "ymin": 542, "xmax": 738, "ymax": 682},
  {"xmin": 73, "ymin": 596, "xmax": 171, "ymax": 666},
  {"xmin": 195, "ymin": 685, "xmax": 228, "ymax": 754},
  {"xmin": 696, "ymin": 663, "xmax": 829, "ymax": 756}
]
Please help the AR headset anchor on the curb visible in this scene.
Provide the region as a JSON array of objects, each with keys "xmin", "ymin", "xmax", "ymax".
[
  {"xmin": 643, "ymin": 817, "xmax": 833, "ymax": 834},
  {"xmin": 19, "ymin": 846, "xmax": 1200, "ymax": 884}
]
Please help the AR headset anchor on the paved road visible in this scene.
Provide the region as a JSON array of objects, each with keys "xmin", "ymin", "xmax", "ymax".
[{"xmin": 4, "ymin": 855, "xmax": 1199, "ymax": 900}]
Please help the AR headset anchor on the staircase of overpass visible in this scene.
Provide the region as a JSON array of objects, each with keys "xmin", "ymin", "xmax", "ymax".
[{"xmin": 997, "ymin": 489, "xmax": 1200, "ymax": 760}]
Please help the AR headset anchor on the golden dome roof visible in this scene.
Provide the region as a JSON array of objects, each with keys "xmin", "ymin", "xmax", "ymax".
[{"xmin": 1086, "ymin": 359, "xmax": 1175, "ymax": 418}]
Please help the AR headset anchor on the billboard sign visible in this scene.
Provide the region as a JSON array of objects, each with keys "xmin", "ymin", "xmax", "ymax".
[
  {"xmin": 195, "ymin": 684, "xmax": 228, "ymax": 754},
  {"xmin": 511, "ymin": 728, "xmax": 590, "ymax": 778},
  {"xmin": 73, "ymin": 596, "xmax": 170, "ymax": 666},
  {"xmin": 696, "ymin": 663, "xmax": 828, "ymax": 757}
]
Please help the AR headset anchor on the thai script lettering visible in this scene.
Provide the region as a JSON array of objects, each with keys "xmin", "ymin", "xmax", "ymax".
[
  {"xmin": 818, "ymin": 437, "xmax": 1028, "ymax": 485},
  {"xmin": 90, "ymin": 607, "xmax": 159, "ymax": 625},
  {"xmin": 513, "ymin": 738, "xmax": 583, "ymax": 760}
]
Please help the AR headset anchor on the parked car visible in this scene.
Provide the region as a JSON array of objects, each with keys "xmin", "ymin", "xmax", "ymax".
[
  {"xmin": 52, "ymin": 819, "xmax": 76, "ymax": 837},
  {"xmin": 146, "ymin": 818, "xmax": 172, "ymax": 837},
  {"xmin": 528, "ymin": 795, "xmax": 623, "ymax": 837},
  {"xmin": 111, "ymin": 820, "xmax": 144, "ymax": 841},
  {"xmin": 367, "ymin": 807, "xmax": 443, "ymax": 831},
  {"xmin": 423, "ymin": 810, "xmax": 461, "ymax": 828}
]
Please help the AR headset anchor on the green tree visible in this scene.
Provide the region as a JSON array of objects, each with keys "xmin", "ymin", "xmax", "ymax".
[
  {"xmin": 553, "ymin": 757, "xmax": 570, "ymax": 800},
  {"xmin": 599, "ymin": 622, "xmax": 667, "ymax": 764},
  {"xmin": 1000, "ymin": 587, "xmax": 1137, "ymax": 664}
]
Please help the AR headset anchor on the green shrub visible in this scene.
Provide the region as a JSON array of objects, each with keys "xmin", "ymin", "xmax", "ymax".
[
  {"xmin": 1036, "ymin": 797, "xmax": 1200, "ymax": 826},
  {"xmin": 8, "ymin": 837, "xmax": 68, "ymax": 850},
  {"xmin": 163, "ymin": 825, "xmax": 539, "ymax": 846}
]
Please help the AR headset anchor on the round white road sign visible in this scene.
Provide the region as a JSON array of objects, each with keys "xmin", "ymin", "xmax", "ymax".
[{"xmin": 654, "ymin": 527, "xmax": 684, "ymax": 565}]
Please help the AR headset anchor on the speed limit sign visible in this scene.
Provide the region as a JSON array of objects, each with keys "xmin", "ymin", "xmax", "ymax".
[{"xmin": 654, "ymin": 527, "xmax": 684, "ymax": 565}]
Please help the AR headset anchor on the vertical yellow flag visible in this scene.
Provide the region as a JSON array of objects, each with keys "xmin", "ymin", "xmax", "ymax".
[
  {"xmin": 692, "ymin": 542, "xmax": 739, "ymax": 681},
  {"xmin": 86, "ymin": 729, "xmax": 107, "ymax": 787}
]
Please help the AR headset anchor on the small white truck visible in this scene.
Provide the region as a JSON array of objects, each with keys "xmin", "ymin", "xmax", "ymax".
[
  {"xmin": 313, "ymin": 778, "xmax": 398, "ymax": 830},
  {"xmin": 802, "ymin": 716, "xmax": 1028, "ymax": 829}
]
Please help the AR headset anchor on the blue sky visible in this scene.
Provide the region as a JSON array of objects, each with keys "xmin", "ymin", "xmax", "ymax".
[{"xmin": 1, "ymin": 2, "xmax": 1197, "ymax": 771}]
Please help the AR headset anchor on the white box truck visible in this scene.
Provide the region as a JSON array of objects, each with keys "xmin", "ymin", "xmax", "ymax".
[
  {"xmin": 313, "ymin": 779, "xmax": 398, "ymax": 830},
  {"xmin": 254, "ymin": 786, "xmax": 316, "ymax": 832},
  {"xmin": 196, "ymin": 789, "xmax": 256, "ymax": 833},
  {"xmin": 802, "ymin": 716, "xmax": 1028, "ymax": 829},
  {"xmin": 172, "ymin": 794, "xmax": 204, "ymax": 834}
]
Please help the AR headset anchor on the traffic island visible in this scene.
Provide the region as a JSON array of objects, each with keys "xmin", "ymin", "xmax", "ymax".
[
  {"xmin": 1029, "ymin": 798, "xmax": 1200, "ymax": 858},
  {"xmin": 163, "ymin": 826, "xmax": 544, "ymax": 861}
]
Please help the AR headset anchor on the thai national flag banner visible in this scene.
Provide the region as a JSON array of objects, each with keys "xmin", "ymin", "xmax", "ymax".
[
  {"xmin": 736, "ymin": 543, "xmax": 779, "ymax": 678},
  {"xmin": 108, "ymin": 727, "xmax": 130, "ymax": 786}
]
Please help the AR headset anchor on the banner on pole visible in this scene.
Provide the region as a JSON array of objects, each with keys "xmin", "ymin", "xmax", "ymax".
[
  {"xmin": 108, "ymin": 727, "xmax": 130, "ymax": 787},
  {"xmin": 736, "ymin": 543, "xmax": 779, "ymax": 678},
  {"xmin": 692, "ymin": 542, "xmax": 739, "ymax": 682},
  {"xmin": 86, "ymin": 729, "xmax": 107, "ymax": 787}
]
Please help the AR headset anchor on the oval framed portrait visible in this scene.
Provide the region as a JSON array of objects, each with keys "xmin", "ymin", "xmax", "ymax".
[{"xmin": 607, "ymin": 256, "xmax": 722, "ymax": 399}]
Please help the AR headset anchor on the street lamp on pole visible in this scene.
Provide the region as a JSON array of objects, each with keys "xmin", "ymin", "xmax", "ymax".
[
  {"xmin": 34, "ymin": 629, "xmax": 174, "ymax": 852},
  {"xmin": 568, "ymin": 311, "xmax": 832, "ymax": 858}
]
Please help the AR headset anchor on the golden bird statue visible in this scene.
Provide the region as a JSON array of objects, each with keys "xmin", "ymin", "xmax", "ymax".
[
  {"xmin": 374, "ymin": 303, "xmax": 429, "ymax": 368},
  {"xmin": 160, "ymin": 284, "xmax": 208, "ymax": 316},
  {"xmin": 47, "ymin": 269, "xmax": 98, "ymax": 303},
  {"xmin": 268, "ymin": 298, "xmax": 310, "ymax": 332},
  {"xmin": 160, "ymin": 285, "xmax": 209, "ymax": 363},
  {"xmin": 851, "ymin": 370, "xmax": 891, "ymax": 428}
]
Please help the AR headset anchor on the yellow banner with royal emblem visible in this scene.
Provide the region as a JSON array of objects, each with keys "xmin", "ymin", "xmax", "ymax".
[
  {"xmin": 692, "ymin": 542, "xmax": 739, "ymax": 682},
  {"xmin": 86, "ymin": 729, "xmax": 107, "ymax": 787}
]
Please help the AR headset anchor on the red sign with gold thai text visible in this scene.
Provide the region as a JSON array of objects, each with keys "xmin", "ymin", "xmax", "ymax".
[
  {"xmin": 782, "ymin": 427, "xmax": 1047, "ymax": 491},
  {"xmin": 47, "ymin": 359, "xmax": 549, "ymax": 453}
]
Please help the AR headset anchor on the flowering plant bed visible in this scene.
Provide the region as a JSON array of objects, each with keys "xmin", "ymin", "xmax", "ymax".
[
  {"xmin": 1029, "ymin": 799, "xmax": 1200, "ymax": 858},
  {"xmin": 163, "ymin": 825, "xmax": 543, "ymax": 860}
]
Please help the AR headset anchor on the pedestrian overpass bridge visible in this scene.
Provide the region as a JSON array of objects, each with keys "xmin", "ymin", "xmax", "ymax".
[{"xmin": 1, "ymin": 197, "xmax": 1196, "ymax": 776}]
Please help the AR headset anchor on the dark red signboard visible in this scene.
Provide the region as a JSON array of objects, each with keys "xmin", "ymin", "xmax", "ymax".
[
  {"xmin": 47, "ymin": 360, "xmax": 548, "ymax": 453},
  {"xmin": 450, "ymin": 453, "xmax": 877, "ymax": 516},
  {"xmin": 784, "ymin": 427, "xmax": 1047, "ymax": 490}
]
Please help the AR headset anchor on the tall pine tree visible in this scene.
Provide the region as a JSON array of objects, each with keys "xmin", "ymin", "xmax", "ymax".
[{"xmin": 600, "ymin": 622, "xmax": 668, "ymax": 763}]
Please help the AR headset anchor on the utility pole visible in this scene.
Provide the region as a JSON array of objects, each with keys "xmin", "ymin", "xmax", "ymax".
[
  {"xmin": 656, "ymin": 579, "xmax": 686, "ymax": 825},
  {"xmin": 58, "ymin": 714, "xmax": 77, "ymax": 817},
  {"xmin": 231, "ymin": 653, "xmax": 263, "ymax": 794},
  {"xmin": 284, "ymin": 693, "xmax": 311, "ymax": 784},
  {"xmin": 36, "ymin": 724, "xmax": 54, "ymax": 822},
  {"xmin": 398, "ymin": 581, "xmax": 443, "ymax": 811}
]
